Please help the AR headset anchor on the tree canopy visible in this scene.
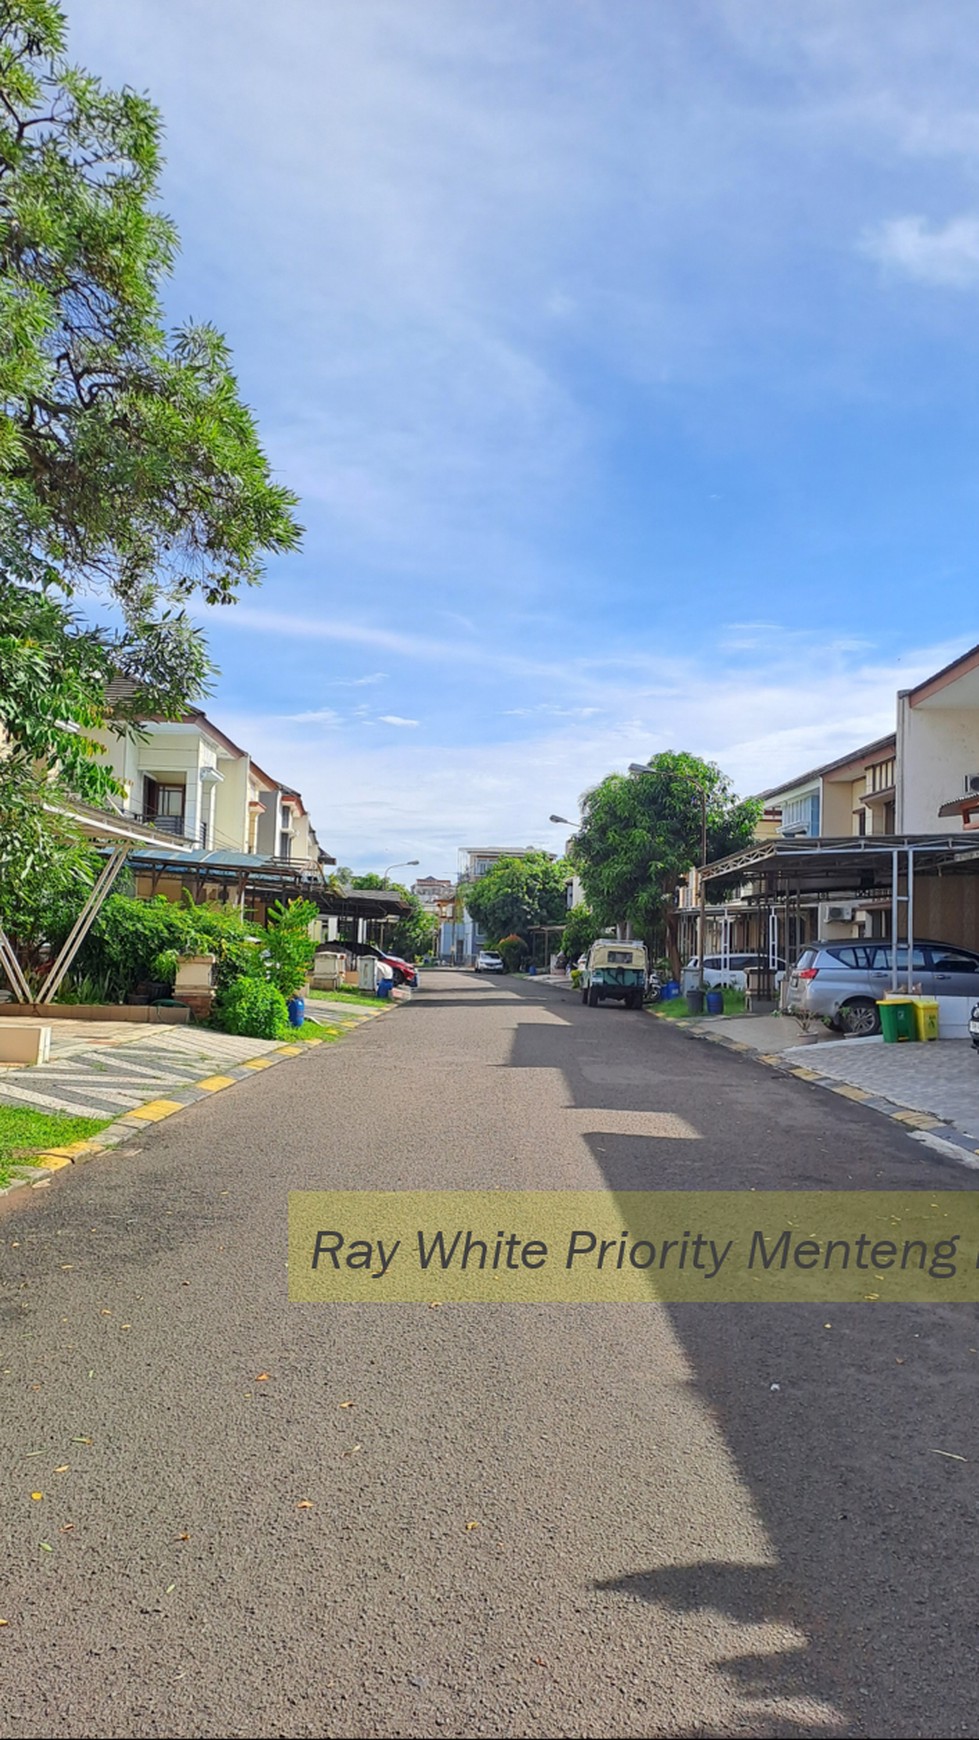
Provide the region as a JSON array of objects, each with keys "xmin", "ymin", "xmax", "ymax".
[
  {"xmin": 571, "ymin": 752, "xmax": 760, "ymax": 962},
  {"xmin": 0, "ymin": 1, "xmax": 302, "ymax": 893},
  {"xmin": 461, "ymin": 851, "xmax": 569, "ymax": 944}
]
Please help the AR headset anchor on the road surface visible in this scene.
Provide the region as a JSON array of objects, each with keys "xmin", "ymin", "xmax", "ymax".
[{"xmin": 1, "ymin": 971, "xmax": 976, "ymax": 1739}]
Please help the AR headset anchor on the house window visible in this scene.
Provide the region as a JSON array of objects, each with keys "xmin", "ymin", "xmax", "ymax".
[{"xmin": 279, "ymin": 831, "xmax": 291, "ymax": 860}]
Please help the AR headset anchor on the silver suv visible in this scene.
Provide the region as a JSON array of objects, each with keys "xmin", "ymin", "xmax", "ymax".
[{"xmin": 785, "ymin": 938, "xmax": 979, "ymax": 1036}]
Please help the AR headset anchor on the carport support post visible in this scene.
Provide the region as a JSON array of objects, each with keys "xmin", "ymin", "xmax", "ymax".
[
  {"xmin": 906, "ymin": 846, "xmax": 916, "ymax": 994},
  {"xmin": 891, "ymin": 848, "xmax": 900, "ymax": 995},
  {"xmin": 40, "ymin": 844, "xmax": 130, "ymax": 1003}
]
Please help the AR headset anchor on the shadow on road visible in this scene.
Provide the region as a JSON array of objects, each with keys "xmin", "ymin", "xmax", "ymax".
[{"xmin": 495, "ymin": 988, "xmax": 979, "ymax": 1738}]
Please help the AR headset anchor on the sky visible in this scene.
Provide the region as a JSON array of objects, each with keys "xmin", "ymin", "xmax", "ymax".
[{"xmin": 69, "ymin": 0, "xmax": 979, "ymax": 875}]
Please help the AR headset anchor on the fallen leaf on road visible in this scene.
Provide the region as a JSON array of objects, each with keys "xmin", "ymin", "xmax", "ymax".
[
  {"xmin": 531, "ymin": 1657, "xmax": 547, "ymax": 1668},
  {"xmin": 0, "ymin": 1618, "xmax": 9, "ymax": 1626},
  {"xmin": 165, "ymin": 1583, "xmax": 176, "ymax": 1594},
  {"xmin": 255, "ymin": 1373, "xmax": 270, "ymax": 1382},
  {"xmin": 30, "ymin": 1492, "xmax": 43, "ymax": 1501},
  {"xmin": 341, "ymin": 1444, "xmax": 362, "ymax": 1457},
  {"xmin": 931, "ymin": 1449, "xmax": 967, "ymax": 1462},
  {"xmin": 465, "ymin": 1521, "xmax": 480, "ymax": 1531},
  {"xmin": 428, "ymin": 1302, "xmax": 442, "ymax": 1310},
  {"xmin": 296, "ymin": 1500, "xmax": 314, "ymax": 1510},
  {"xmin": 71, "ymin": 1437, "xmax": 92, "ymax": 1444},
  {"xmin": 39, "ymin": 1543, "xmax": 52, "ymax": 1552},
  {"xmin": 895, "ymin": 1358, "xmax": 905, "ymax": 1366},
  {"xmin": 176, "ymin": 1532, "xmax": 189, "ymax": 1541},
  {"xmin": 339, "ymin": 1400, "xmax": 354, "ymax": 1409}
]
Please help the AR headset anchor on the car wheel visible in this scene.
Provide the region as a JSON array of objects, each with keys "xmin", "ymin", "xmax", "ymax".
[
  {"xmin": 840, "ymin": 997, "xmax": 880, "ymax": 1038},
  {"xmin": 588, "ymin": 986, "xmax": 600, "ymax": 1007}
]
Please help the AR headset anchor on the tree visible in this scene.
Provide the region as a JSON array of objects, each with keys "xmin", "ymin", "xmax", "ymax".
[
  {"xmin": 0, "ymin": 2, "xmax": 302, "ymax": 872},
  {"xmin": 561, "ymin": 902, "xmax": 601, "ymax": 965},
  {"xmin": 571, "ymin": 752, "xmax": 760, "ymax": 968},
  {"xmin": 460, "ymin": 852, "xmax": 569, "ymax": 946}
]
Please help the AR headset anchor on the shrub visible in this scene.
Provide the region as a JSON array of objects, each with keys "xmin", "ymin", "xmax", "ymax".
[
  {"xmin": 214, "ymin": 977, "xmax": 290, "ymax": 1041},
  {"xmin": 264, "ymin": 898, "xmax": 318, "ymax": 997},
  {"xmin": 496, "ymin": 934, "xmax": 527, "ymax": 973}
]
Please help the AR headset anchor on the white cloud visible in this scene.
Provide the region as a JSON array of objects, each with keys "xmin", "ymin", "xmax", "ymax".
[
  {"xmin": 377, "ymin": 715, "xmax": 419, "ymax": 728},
  {"xmin": 282, "ymin": 706, "xmax": 342, "ymax": 726},
  {"xmin": 860, "ymin": 214, "xmax": 979, "ymax": 286},
  {"xmin": 333, "ymin": 672, "xmax": 388, "ymax": 687},
  {"xmin": 215, "ymin": 632, "xmax": 965, "ymax": 872}
]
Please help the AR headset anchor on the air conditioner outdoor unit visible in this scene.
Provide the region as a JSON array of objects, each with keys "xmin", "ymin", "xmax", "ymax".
[
  {"xmin": 820, "ymin": 902, "xmax": 856, "ymax": 925},
  {"xmin": 964, "ymin": 773, "xmax": 979, "ymax": 795}
]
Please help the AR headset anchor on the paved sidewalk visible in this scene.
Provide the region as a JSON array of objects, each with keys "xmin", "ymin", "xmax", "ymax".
[
  {"xmin": 779, "ymin": 1035, "xmax": 979, "ymax": 1141},
  {"xmin": 0, "ymin": 1000, "xmax": 387, "ymax": 1121}
]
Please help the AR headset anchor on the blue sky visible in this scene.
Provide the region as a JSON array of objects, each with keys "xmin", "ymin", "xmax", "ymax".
[{"xmin": 71, "ymin": 1, "xmax": 977, "ymax": 874}]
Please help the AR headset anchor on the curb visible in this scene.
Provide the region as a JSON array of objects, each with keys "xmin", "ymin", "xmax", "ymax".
[
  {"xmin": 0, "ymin": 1004, "xmax": 393, "ymax": 1202},
  {"xmin": 648, "ymin": 1010, "xmax": 979, "ymax": 1175}
]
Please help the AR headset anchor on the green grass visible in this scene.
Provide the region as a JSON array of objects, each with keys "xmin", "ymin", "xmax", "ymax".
[
  {"xmin": 655, "ymin": 989, "xmax": 747, "ymax": 1020},
  {"xmin": 307, "ymin": 987, "xmax": 387, "ymax": 1008},
  {"xmin": 0, "ymin": 1106, "xmax": 112, "ymax": 1188},
  {"xmin": 294, "ymin": 1018, "xmax": 344, "ymax": 1042}
]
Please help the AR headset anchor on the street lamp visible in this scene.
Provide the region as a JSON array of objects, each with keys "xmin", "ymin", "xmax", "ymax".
[
  {"xmin": 383, "ymin": 859, "xmax": 419, "ymax": 882},
  {"xmin": 549, "ymin": 814, "xmax": 573, "ymax": 825},
  {"xmin": 629, "ymin": 763, "xmax": 708, "ymax": 994}
]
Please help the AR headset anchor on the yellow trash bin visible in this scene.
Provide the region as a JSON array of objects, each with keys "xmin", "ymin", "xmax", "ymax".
[{"xmin": 911, "ymin": 997, "xmax": 940, "ymax": 1042}]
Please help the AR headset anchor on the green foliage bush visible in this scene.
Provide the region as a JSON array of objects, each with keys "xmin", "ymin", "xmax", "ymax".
[
  {"xmin": 561, "ymin": 904, "xmax": 600, "ymax": 964},
  {"xmin": 74, "ymin": 895, "xmax": 263, "ymax": 1002},
  {"xmin": 495, "ymin": 934, "xmax": 526, "ymax": 972},
  {"xmin": 264, "ymin": 899, "xmax": 318, "ymax": 997},
  {"xmin": 214, "ymin": 978, "xmax": 290, "ymax": 1041}
]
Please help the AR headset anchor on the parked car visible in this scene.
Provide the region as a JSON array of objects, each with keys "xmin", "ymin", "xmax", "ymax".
[
  {"xmin": 341, "ymin": 939, "xmax": 419, "ymax": 987},
  {"xmin": 580, "ymin": 938, "xmax": 648, "ymax": 1008},
  {"xmin": 474, "ymin": 950, "xmax": 505, "ymax": 973},
  {"xmin": 682, "ymin": 953, "xmax": 786, "ymax": 994},
  {"xmin": 786, "ymin": 938, "xmax": 979, "ymax": 1036}
]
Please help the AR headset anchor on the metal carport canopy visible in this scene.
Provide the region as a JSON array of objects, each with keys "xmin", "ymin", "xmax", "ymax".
[
  {"xmin": 699, "ymin": 833, "xmax": 975, "ymax": 890},
  {"xmin": 697, "ymin": 834, "xmax": 979, "ymax": 997}
]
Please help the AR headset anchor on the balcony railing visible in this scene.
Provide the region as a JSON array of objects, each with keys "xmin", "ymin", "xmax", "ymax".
[{"xmin": 123, "ymin": 811, "xmax": 205, "ymax": 847}]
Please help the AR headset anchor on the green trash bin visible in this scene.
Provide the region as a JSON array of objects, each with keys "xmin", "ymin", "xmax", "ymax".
[{"xmin": 877, "ymin": 997, "xmax": 918, "ymax": 1043}]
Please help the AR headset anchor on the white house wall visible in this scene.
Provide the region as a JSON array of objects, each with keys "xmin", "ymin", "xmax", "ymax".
[{"xmin": 898, "ymin": 697, "xmax": 979, "ymax": 832}]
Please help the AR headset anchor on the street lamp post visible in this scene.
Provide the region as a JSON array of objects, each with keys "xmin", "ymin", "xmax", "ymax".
[
  {"xmin": 628, "ymin": 764, "xmax": 708, "ymax": 995},
  {"xmin": 383, "ymin": 859, "xmax": 419, "ymax": 882}
]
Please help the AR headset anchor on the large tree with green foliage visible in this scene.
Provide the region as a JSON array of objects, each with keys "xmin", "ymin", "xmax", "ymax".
[
  {"xmin": 461, "ymin": 851, "xmax": 569, "ymax": 946},
  {"xmin": 571, "ymin": 752, "xmax": 760, "ymax": 967},
  {"xmin": 0, "ymin": 0, "xmax": 301, "ymax": 924}
]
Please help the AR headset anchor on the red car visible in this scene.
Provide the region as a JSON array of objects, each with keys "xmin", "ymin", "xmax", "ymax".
[{"xmin": 370, "ymin": 947, "xmax": 419, "ymax": 988}]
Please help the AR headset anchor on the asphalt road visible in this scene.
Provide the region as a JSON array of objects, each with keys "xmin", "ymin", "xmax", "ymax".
[{"xmin": 1, "ymin": 971, "xmax": 978, "ymax": 1740}]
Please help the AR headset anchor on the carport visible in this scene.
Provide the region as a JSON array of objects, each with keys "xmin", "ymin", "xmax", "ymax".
[{"xmin": 697, "ymin": 834, "xmax": 979, "ymax": 1000}]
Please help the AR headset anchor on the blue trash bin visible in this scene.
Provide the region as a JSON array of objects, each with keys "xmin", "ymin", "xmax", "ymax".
[
  {"xmin": 287, "ymin": 996, "xmax": 305, "ymax": 1028},
  {"xmin": 376, "ymin": 980, "xmax": 392, "ymax": 1000}
]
